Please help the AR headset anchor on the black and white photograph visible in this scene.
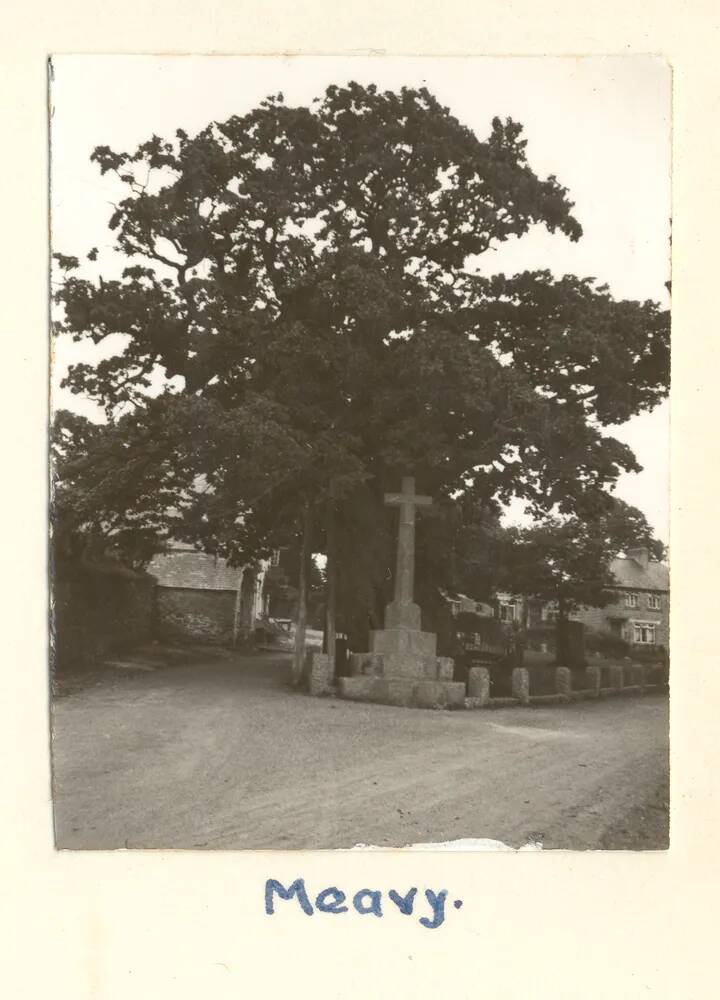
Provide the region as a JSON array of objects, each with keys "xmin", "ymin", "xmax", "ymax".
[{"xmin": 49, "ymin": 55, "xmax": 671, "ymax": 851}]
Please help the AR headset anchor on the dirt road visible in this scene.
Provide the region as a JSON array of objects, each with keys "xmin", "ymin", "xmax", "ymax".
[{"xmin": 51, "ymin": 653, "xmax": 669, "ymax": 851}]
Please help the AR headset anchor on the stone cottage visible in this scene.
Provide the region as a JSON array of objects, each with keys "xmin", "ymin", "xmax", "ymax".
[
  {"xmin": 147, "ymin": 542, "xmax": 272, "ymax": 644},
  {"xmin": 496, "ymin": 546, "xmax": 669, "ymax": 651},
  {"xmin": 573, "ymin": 547, "xmax": 669, "ymax": 648}
]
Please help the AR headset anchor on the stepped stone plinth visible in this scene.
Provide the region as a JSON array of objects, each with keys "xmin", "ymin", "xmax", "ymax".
[
  {"xmin": 338, "ymin": 674, "xmax": 465, "ymax": 709},
  {"xmin": 337, "ymin": 478, "xmax": 464, "ymax": 710},
  {"xmin": 370, "ymin": 624, "xmax": 436, "ymax": 656}
]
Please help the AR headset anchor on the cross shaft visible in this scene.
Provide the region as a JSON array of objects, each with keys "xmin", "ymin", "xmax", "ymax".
[{"xmin": 384, "ymin": 476, "xmax": 432, "ymax": 607}]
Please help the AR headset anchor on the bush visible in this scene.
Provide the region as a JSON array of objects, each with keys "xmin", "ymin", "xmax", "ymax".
[
  {"xmin": 632, "ymin": 644, "xmax": 669, "ymax": 665},
  {"xmin": 584, "ymin": 629, "xmax": 631, "ymax": 659},
  {"xmin": 584, "ymin": 629, "xmax": 668, "ymax": 665}
]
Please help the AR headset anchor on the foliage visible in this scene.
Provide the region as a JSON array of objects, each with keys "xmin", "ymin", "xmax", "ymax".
[
  {"xmin": 52, "ymin": 83, "xmax": 670, "ymax": 632},
  {"xmin": 584, "ymin": 629, "xmax": 632, "ymax": 660}
]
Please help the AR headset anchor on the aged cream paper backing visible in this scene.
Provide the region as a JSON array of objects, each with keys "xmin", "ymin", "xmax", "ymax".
[{"xmin": 1, "ymin": 2, "xmax": 718, "ymax": 997}]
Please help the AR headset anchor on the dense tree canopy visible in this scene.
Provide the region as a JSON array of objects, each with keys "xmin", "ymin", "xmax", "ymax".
[{"xmin": 52, "ymin": 83, "xmax": 670, "ymax": 641}]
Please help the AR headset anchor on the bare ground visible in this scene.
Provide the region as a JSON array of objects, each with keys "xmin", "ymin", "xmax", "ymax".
[{"xmin": 50, "ymin": 652, "xmax": 669, "ymax": 851}]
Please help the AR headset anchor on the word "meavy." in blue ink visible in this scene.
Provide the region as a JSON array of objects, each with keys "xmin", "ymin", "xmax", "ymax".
[{"xmin": 265, "ymin": 878, "xmax": 463, "ymax": 929}]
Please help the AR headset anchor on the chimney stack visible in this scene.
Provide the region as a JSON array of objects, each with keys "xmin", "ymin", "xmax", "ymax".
[{"xmin": 627, "ymin": 546, "xmax": 650, "ymax": 569}]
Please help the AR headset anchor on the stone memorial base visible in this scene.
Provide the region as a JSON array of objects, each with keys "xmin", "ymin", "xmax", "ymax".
[{"xmin": 337, "ymin": 605, "xmax": 464, "ymax": 710}]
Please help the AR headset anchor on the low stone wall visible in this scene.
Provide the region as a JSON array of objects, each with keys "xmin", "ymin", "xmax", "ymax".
[
  {"xmin": 527, "ymin": 664, "xmax": 560, "ymax": 697},
  {"xmin": 155, "ymin": 586, "xmax": 237, "ymax": 643}
]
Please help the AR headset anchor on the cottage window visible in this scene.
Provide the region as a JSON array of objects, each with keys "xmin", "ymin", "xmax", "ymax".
[
  {"xmin": 647, "ymin": 594, "xmax": 661, "ymax": 610},
  {"xmin": 499, "ymin": 601, "xmax": 516, "ymax": 622},
  {"xmin": 625, "ymin": 593, "xmax": 638, "ymax": 608},
  {"xmin": 633, "ymin": 622, "xmax": 656, "ymax": 644}
]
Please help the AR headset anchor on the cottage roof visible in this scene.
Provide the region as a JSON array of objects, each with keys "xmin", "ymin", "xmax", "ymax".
[
  {"xmin": 610, "ymin": 555, "xmax": 669, "ymax": 592},
  {"xmin": 440, "ymin": 589, "xmax": 495, "ymax": 617},
  {"xmin": 147, "ymin": 549, "xmax": 243, "ymax": 591}
]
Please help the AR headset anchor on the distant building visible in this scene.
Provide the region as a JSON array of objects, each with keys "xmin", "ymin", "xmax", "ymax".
[
  {"xmin": 496, "ymin": 547, "xmax": 669, "ymax": 650},
  {"xmin": 147, "ymin": 542, "xmax": 273, "ymax": 644},
  {"xmin": 572, "ymin": 547, "xmax": 669, "ymax": 649},
  {"xmin": 442, "ymin": 591, "xmax": 495, "ymax": 618}
]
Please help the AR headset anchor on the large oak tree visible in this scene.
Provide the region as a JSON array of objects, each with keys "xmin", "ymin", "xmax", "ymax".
[{"xmin": 53, "ymin": 83, "xmax": 670, "ymax": 653}]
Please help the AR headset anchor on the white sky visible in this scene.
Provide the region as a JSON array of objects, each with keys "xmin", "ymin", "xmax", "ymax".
[{"xmin": 50, "ymin": 55, "xmax": 671, "ymax": 541}]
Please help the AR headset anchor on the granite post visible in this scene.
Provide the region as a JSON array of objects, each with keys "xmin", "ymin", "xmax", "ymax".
[
  {"xmin": 309, "ymin": 652, "xmax": 335, "ymax": 696},
  {"xmin": 512, "ymin": 667, "xmax": 530, "ymax": 705},
  {"xmin": 468, "ymin": 666, "xmax": 490, "ymax": 706},
  {"xmin": 555, "ymin": 666, "xmax": 572, "ymax": 700}
]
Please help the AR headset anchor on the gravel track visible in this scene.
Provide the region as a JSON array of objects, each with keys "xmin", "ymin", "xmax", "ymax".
[{"xmin": 51, "ymin": 653, "xmax": 669, "ymax": 851}]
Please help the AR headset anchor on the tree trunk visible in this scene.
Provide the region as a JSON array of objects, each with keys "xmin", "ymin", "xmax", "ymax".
[
  {"xmin": 556, "ymin": 593, "xmax": 569, "ymax": 666},
  {"xmin": 515, "ymin": 594, "xmax": 529, "ymax": 667},
  {"xmin": 232, "ymin": 567, "xmax": 246, "ymax": 647},
  {"xmin": 325, "ymin": 484, "xmax": 337, "ymax": 673},
  {"xmin": 292, "ymin": 501, "xmax": 312, "ymax": 686}
]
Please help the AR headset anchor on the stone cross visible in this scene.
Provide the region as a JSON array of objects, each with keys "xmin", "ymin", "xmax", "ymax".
[{"xmin": 384, "ymin": 476, "xmax": 432, "ymax": 628}]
